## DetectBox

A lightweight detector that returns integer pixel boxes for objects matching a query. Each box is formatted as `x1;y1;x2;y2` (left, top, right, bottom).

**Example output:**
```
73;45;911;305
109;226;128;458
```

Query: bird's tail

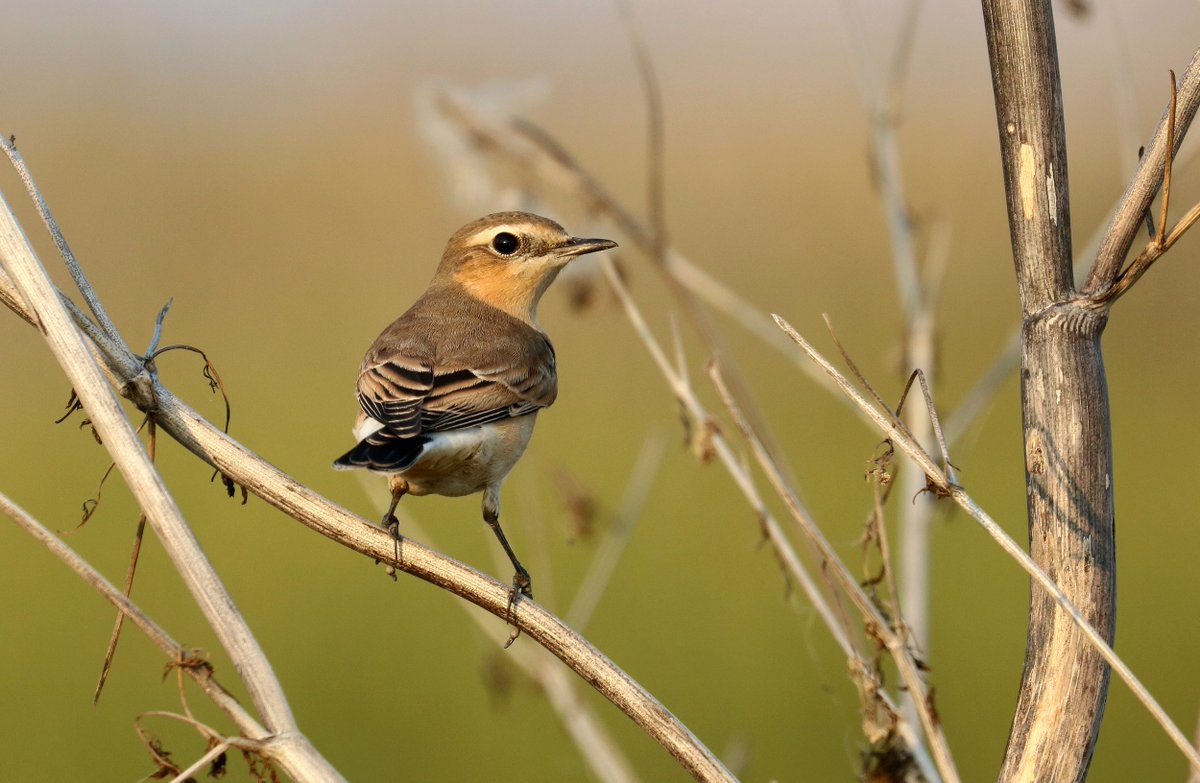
332;431;429;473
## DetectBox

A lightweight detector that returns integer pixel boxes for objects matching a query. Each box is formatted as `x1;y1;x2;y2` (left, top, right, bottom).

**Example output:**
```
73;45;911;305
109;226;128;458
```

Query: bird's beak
557;237;618;258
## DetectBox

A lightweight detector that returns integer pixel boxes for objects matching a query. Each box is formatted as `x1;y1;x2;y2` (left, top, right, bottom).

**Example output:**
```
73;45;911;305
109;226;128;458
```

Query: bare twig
0;491;264;739
1085;47;1200;295
168;740;232;783
0;188;345;783
0;190;730;783
146;298;173;357
1;136;125;343
706;363;957;783
599;257;942;781
772;313;1200;774
94;419;155;705
1158;71;1178;248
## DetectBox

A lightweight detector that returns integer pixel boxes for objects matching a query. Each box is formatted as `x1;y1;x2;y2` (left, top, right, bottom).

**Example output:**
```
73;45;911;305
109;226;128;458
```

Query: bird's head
437;212;617;326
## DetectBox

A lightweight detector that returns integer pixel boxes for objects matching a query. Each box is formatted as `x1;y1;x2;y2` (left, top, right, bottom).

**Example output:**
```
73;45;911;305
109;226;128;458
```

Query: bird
333;211;617;604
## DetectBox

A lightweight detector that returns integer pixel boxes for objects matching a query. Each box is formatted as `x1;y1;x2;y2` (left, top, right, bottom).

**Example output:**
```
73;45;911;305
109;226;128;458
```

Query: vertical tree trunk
980;2;1116;780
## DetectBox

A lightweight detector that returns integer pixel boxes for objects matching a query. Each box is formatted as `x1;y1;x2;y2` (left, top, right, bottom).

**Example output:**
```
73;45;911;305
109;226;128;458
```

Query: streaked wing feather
357;332;557;436
357;359;434;437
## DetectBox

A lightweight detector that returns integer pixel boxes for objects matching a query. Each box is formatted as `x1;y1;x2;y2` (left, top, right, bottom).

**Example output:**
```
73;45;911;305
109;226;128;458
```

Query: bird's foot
502;571;533;649
380;514;401;582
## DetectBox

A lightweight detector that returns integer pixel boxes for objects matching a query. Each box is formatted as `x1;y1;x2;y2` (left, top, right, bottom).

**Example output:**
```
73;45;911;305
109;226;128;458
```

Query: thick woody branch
982;2;1117;780
982;0;1074;314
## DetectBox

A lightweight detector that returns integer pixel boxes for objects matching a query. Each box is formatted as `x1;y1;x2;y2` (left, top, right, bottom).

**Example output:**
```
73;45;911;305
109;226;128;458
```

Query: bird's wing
356;356;434;438
357;334;557;436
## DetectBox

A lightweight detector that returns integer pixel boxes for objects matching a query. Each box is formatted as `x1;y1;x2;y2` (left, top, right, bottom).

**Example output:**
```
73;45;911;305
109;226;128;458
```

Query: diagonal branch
1084;47;1200;295
598;257;945;781
0;490;263;740
772;313;1200;776
0;189;345;783
1;137;126;343
0;185;732;783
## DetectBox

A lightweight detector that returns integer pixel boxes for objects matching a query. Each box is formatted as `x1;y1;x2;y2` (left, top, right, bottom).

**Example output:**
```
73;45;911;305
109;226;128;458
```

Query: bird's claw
502;571;533;649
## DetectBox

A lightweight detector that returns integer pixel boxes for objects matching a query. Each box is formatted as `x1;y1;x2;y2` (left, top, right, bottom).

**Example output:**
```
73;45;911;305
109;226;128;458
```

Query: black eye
491;232;520;255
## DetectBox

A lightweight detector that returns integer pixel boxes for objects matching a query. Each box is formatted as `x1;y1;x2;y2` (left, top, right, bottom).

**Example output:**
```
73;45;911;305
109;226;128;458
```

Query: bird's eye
491;232;520;256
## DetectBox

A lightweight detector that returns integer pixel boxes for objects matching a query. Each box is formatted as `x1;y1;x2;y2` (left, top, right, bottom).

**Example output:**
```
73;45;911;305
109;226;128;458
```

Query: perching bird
333;212;617;601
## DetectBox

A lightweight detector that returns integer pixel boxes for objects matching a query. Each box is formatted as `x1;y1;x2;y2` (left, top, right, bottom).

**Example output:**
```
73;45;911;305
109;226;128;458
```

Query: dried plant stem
2;138;124;343
707;364;957;783
772;313;1200;774
1085;47;1200;295
0;188;729;783
0;192;344;782
168;741;232;783
0;491;264;737
598;257;942;781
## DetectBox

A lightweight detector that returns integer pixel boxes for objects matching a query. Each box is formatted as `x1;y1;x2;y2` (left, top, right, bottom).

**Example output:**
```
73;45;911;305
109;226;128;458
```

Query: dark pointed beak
557;237;618;258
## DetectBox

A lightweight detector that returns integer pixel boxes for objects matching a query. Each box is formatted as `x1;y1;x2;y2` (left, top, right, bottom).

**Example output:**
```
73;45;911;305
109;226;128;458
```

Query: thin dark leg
382;478;408;580
484;505;532;599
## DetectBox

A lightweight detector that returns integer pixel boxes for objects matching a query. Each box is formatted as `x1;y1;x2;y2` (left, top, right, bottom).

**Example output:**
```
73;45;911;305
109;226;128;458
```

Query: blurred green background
2;0;1200;780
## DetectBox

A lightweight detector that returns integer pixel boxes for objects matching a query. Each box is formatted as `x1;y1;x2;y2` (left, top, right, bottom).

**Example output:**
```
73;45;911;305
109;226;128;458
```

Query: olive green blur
2;1;1199;780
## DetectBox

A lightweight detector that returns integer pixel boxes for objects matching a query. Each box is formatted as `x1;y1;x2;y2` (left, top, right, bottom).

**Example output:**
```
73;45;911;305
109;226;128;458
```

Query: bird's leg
482;488;531;644
382;476;409;580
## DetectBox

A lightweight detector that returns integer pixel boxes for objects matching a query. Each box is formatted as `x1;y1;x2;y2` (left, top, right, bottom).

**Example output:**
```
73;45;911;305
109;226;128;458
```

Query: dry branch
771;314;1200;776
0;166;732;783
1084;48;1200;296
981;3;1115;778
599;258;947;782
0;187;344;783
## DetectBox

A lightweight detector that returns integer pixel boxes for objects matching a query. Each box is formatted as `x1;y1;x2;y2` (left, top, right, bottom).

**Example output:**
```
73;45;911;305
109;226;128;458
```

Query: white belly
394;415;538;498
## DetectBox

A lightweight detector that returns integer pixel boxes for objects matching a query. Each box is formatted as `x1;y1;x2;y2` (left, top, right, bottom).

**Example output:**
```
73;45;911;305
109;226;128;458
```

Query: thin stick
0;188;344;782
707;363;958;783
147;298;173;357
94;419;155;704
167;741;232;783
598;257;940;780
771;313;1200;773
0;136;124;343
1085;47;1200;294
0;491;264;739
